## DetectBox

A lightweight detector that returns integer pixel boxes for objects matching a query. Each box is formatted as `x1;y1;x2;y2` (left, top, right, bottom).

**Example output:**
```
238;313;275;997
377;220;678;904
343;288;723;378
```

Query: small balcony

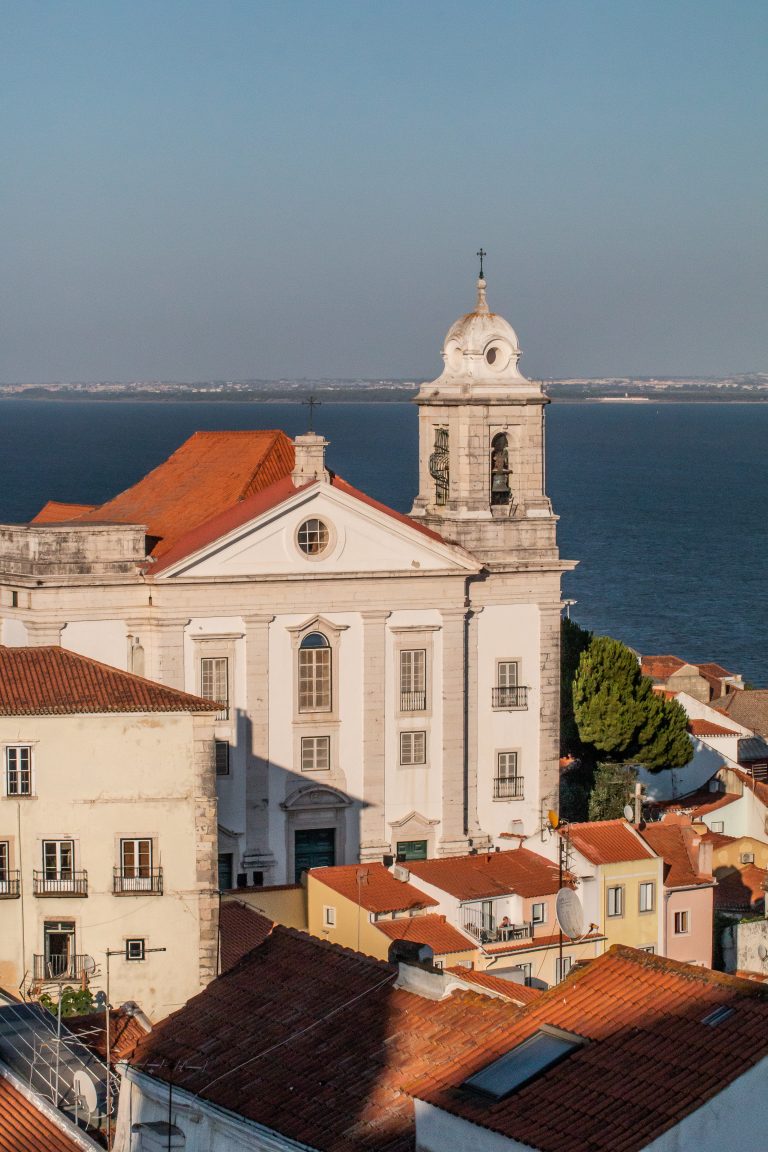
400;690;427;712
113;867;163;896
0;871;21;899
494;776;525;800
32;953;91;982
33;870;88;898
462;904;534;945
492;686;529;710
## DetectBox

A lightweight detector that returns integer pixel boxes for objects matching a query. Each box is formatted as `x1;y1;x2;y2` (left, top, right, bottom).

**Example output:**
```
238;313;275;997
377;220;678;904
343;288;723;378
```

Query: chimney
292;432;330;487
696;836;713;879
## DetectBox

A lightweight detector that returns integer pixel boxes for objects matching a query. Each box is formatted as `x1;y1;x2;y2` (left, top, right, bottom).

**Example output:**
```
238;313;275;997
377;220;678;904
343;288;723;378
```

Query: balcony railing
400;690;427;712
33;870;88;897
494;776;525;800
492;686;529;710
0;871;21;899
113;867;163;895
462;904;534;945
33;953;90;982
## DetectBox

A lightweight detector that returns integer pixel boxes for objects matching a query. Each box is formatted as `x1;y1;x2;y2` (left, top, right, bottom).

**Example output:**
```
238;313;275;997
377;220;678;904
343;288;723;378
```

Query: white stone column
359;610;391;863
465;605;485;840
241;614;276;877
438;608;471;855
150;618;189;690
25;620;63;646
538;601;562;816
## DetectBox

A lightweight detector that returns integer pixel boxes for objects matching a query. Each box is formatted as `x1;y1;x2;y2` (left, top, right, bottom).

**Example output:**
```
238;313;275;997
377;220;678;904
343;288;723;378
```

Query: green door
294;828;335;882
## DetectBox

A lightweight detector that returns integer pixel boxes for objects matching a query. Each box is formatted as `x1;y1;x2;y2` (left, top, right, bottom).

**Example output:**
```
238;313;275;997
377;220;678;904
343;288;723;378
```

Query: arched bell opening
490;432;511;506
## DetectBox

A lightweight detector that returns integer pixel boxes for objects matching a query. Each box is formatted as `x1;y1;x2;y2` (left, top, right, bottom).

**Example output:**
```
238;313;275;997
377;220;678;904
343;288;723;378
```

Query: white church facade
0;275;573;885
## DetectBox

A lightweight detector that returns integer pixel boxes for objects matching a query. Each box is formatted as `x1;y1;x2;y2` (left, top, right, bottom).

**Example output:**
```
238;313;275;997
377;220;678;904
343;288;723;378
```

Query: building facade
0;275;571;885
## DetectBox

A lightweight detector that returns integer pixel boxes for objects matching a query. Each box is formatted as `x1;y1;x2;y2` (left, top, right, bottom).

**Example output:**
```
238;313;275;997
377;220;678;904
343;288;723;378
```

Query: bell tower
410;265;558;566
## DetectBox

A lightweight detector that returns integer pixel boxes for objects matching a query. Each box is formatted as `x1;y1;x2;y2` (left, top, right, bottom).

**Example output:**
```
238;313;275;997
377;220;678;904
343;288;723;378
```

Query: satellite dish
556;887;584;939
547;809;560;830
623;804;634;822
82;955;96;976
758;943;768;962
73;1070;98;1115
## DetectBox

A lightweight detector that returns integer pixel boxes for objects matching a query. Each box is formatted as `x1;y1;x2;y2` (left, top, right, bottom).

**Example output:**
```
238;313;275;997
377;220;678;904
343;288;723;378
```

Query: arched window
298;632;331;712
490;432;511;506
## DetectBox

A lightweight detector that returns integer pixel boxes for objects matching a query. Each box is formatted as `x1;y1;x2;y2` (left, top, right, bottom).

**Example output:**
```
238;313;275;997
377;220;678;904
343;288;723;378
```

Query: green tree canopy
560;618;592;756
572;636;693;772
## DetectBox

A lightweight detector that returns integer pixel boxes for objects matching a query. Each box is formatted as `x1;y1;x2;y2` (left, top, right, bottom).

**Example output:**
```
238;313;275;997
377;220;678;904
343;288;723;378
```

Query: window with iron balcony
114;838;163;895
34;840;87;897
400;649;427;712
0;841;20;899
494;751;523;799
201;656;230;721
492;661;528;710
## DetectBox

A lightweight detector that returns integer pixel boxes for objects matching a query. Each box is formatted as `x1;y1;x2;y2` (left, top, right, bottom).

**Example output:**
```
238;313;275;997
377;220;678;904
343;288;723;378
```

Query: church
0;272;573;885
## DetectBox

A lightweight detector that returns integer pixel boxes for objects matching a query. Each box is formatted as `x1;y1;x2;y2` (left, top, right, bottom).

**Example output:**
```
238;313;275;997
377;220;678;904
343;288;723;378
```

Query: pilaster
359;610;391;862
241;614;276;875
438;607;471;856
149;617;189;689
539;601;562;816
25;620;63;646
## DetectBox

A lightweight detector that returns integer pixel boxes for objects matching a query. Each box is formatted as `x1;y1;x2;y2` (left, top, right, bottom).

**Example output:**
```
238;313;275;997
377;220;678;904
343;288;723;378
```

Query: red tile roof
641;654;686;679
220;901;274;972
482;930;605;957
64;1005;150;1063
700;829;736;849
567;819;656;865
0;1074;85;1152
32;500;97;522
407;848;561;901
640;824;714;888
374;915;475;957
407;946;768;1152
689;718;739;737
33;430;296;558
0;646;217;715
129;929;768;1152
310;863;438;914
445;967;543;1004
732;766;768;808
715;864;767;913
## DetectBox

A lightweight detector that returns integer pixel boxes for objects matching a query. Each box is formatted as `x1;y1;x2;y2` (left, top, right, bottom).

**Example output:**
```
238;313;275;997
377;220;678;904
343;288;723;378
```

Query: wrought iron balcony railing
0;871;21;899
400;690;427;712
33;870;88;897
32;953;90;981
493;776;525;800
113;867;163;895
492;686;529;710
462;905;534;945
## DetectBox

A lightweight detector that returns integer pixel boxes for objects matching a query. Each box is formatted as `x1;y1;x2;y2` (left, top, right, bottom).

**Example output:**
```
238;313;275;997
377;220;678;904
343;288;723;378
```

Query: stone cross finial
476;248;486;279
303;394;321;433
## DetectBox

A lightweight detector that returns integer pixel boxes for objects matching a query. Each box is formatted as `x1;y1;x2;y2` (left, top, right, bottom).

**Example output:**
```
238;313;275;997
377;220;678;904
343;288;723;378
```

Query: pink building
641;821;715;966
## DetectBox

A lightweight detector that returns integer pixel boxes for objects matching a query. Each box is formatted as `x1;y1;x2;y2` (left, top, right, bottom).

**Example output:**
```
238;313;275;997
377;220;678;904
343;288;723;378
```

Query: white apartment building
0;273;573;885
0;645;218;1020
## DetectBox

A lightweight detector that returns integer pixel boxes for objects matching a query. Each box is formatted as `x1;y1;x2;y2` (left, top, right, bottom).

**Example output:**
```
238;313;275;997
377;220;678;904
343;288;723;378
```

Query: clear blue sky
1;0;766;381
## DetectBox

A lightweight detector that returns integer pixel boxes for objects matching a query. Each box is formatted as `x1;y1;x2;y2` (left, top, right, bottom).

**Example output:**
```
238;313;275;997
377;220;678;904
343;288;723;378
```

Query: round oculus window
486;347;498;365
297;518;330;556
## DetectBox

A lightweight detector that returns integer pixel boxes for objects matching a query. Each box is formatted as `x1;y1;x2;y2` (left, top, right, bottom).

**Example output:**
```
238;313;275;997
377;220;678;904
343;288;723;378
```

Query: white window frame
639;881;655;913
400;731;427;766
298;634;332;713
301;735;330;772
674;910;690;935
200;656;230;721
607;885;624;918
121;838;153;880
323;905;336;927
5;746;33;797
0;841;9;884
399;649;427;712
531;902;546;925
43;840;74;879
556;955;572;983
126;938;146;962
497;660;519;689
710;821;725;834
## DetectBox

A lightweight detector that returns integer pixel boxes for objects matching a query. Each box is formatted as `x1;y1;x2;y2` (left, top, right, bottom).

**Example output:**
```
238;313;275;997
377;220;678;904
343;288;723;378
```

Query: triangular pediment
155;481;478;579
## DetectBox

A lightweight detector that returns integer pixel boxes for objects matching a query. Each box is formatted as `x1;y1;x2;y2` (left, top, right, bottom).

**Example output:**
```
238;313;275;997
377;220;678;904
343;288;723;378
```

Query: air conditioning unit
392;865;410;882
741;853;755;865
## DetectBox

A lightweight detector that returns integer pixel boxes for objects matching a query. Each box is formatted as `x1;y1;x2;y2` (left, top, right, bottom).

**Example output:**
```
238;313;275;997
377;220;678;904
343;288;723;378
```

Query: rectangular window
323;905;336;927
43;840;73;880
531;902;546;925
6;746;32;796
513;962;532;986
639;881;655;913
126;939;145;962
498;661;519;689
0;841;8;882
298;647;331;712
556;956;573;983
674;911;690;935
121;838;152;877
215;740;230;776
218;852;233;892
301;736;330;772
201;657;229;720
710;821;725;834
400;650;426;711
11;591;18;608
494;752;523;799
492;662;527;709
400;731;427;766
607;886;624;918
396;840;428;862
640;945;655;954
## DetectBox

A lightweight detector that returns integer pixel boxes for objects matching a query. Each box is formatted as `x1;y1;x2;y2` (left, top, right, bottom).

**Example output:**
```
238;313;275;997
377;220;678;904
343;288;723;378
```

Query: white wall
61;619;129;669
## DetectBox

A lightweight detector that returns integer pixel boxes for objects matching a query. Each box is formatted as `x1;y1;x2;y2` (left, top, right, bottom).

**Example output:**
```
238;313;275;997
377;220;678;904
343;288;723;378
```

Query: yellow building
567;820;664;955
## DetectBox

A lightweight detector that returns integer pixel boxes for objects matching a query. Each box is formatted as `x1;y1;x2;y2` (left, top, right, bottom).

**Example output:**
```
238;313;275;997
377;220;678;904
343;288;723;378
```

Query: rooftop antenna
303;394;321;433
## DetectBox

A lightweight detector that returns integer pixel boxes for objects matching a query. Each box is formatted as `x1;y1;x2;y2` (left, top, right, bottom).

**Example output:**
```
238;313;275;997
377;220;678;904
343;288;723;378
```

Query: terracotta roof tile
688;718;739;737
713;690;768;738
715;864;767;913
445;967;543;1004
482;930;605;957
407;848;561;901
65;1005;150;1063
640;824;713;888
32;500;98;522
374;915;475;957
311;863;438;914
567;819;656;865
0;1075;85;1151
0;646;217;715
33;430;296;558
641;654;685;679
220;902;274;972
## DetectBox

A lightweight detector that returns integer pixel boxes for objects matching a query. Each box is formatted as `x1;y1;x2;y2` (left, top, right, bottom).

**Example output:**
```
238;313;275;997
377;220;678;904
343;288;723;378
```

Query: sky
1;0;766;382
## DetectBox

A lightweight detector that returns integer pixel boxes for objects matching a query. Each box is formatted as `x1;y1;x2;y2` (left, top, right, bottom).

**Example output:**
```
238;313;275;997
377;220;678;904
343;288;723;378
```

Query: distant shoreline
1;391;768;405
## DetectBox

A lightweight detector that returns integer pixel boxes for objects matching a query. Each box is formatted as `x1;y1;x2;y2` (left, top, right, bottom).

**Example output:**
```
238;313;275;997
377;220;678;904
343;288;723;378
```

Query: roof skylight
463;1025;586;1100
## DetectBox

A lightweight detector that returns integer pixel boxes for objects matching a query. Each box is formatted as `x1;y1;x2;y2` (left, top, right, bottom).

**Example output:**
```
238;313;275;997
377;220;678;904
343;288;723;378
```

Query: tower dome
440;276;526;385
